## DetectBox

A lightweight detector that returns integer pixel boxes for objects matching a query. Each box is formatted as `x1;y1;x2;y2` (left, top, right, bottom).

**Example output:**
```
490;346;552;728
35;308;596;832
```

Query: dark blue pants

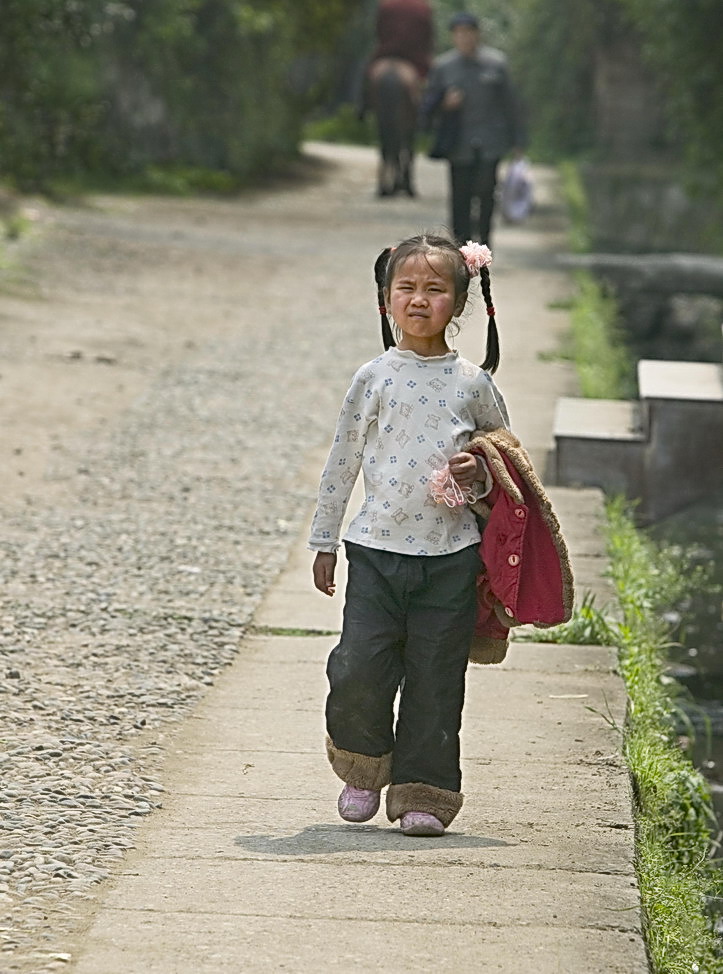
326;542;481;793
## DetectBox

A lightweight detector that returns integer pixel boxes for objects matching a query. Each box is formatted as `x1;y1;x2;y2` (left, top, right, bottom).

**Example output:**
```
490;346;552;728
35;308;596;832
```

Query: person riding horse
363;0;434;197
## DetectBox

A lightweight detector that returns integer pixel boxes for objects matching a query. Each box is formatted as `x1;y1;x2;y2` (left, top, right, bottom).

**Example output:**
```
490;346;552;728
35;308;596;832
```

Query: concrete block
554;360;723;520
638;359;723;402
554;397;645;440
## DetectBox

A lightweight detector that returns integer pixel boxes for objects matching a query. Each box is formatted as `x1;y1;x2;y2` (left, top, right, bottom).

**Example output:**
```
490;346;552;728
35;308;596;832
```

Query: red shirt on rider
372;0;434;78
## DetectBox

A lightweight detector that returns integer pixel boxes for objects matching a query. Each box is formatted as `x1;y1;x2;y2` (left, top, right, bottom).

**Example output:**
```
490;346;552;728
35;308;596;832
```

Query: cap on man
448;11;479;30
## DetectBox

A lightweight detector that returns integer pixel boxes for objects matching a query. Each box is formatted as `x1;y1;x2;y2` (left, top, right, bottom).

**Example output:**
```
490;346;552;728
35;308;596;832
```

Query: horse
367;57;421;198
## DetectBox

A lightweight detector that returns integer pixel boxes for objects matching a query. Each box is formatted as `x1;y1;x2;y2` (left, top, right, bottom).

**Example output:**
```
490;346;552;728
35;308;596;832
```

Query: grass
44;164;243;199
304;104;376;146
559;160;592;253
0;187;35;249
537;499;723;971
519;591;615;646
569;272;637;399
545;270;638;400
554;159;637;400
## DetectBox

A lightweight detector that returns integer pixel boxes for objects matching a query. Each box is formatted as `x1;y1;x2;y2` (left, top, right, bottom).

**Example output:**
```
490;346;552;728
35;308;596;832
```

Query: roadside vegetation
510;0;723;210
527;499;723;971
304;105;375;147
0;0;366;193
566;271;636;400
541;277;636;402
547;135;723;968
3;1;721;205
607;500;723;972
542;160;635;401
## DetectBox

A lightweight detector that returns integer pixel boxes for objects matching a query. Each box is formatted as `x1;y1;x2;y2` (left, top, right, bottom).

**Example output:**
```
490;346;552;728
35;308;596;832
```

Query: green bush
304;105;376;146
0;0;363;189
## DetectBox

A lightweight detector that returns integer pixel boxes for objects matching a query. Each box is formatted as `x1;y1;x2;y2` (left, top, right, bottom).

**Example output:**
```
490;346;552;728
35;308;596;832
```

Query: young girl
309;232;509;837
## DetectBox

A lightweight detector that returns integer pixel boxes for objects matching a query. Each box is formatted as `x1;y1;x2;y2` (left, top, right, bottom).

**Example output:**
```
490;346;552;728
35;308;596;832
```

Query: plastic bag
500;157;534;223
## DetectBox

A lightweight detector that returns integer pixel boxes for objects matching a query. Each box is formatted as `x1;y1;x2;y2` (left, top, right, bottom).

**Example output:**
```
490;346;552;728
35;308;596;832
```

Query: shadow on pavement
234;823;511;856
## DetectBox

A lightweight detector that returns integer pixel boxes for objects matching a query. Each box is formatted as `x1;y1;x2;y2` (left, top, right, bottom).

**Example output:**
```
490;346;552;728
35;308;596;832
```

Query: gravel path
0;144;575;971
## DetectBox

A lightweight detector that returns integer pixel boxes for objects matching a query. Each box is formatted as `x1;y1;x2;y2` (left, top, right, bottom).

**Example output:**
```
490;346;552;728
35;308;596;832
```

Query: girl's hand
313;552;337;597
448;452;481;488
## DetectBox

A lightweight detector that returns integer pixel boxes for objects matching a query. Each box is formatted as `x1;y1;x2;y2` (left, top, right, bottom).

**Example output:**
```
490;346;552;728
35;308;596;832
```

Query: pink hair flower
459;241;493;277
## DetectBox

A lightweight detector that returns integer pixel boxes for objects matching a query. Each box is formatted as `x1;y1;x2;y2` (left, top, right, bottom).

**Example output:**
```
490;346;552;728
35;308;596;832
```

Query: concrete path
67;146;648;972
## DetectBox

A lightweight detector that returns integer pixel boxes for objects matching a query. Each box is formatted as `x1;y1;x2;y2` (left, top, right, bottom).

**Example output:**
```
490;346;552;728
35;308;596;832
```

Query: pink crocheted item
429;465;477;508
459;241;493;277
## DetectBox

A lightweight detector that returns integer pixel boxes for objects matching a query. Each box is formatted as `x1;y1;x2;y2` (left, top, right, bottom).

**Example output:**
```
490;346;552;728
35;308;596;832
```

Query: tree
615;0;723;188
0;0;364;187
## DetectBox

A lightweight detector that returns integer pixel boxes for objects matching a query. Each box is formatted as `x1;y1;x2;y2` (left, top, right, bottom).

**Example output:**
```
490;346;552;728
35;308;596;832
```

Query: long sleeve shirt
309;348;510;556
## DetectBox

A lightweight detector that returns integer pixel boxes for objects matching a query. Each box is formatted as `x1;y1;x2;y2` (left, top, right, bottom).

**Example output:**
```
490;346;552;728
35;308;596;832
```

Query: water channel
649;489;723;819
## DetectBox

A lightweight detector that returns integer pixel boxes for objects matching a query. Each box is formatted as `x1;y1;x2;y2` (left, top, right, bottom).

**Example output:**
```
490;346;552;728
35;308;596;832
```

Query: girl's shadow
234;823;511;857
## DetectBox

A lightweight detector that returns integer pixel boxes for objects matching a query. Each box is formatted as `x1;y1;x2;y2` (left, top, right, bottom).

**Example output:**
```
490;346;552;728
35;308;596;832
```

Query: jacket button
514;508;525;519
504;606;514;617
508;553;520;566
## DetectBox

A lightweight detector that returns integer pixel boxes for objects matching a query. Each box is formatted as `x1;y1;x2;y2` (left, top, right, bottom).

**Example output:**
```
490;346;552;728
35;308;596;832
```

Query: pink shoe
400;811;445;836
338;784;380;823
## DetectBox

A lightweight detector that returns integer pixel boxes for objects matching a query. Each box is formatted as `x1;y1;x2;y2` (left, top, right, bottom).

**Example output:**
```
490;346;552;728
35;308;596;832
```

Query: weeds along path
0;145;577;970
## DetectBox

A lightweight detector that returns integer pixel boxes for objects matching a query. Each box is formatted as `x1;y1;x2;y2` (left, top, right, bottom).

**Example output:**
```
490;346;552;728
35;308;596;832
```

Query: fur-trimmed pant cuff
325;736;392;790
386;782;464;828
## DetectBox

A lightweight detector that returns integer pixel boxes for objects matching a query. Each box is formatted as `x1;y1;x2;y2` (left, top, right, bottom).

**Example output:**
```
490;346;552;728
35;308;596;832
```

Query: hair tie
379;305;387;315
459;241;493;277
486;306;495;317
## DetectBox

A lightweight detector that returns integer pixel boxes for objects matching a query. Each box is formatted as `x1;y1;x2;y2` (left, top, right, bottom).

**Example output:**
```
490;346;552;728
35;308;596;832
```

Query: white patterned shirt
309;348;510;556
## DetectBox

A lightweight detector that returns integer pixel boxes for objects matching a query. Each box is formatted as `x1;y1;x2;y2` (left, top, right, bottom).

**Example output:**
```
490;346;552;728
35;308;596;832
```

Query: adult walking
364;0;434;197
422;11;526;246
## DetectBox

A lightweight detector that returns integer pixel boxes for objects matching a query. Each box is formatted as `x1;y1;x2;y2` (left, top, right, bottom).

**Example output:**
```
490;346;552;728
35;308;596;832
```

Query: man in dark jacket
422;11;526;246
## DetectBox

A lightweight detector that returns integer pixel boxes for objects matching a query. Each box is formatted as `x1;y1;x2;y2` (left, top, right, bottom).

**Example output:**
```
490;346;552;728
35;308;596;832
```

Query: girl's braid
479;266;500;374
374;248;395;350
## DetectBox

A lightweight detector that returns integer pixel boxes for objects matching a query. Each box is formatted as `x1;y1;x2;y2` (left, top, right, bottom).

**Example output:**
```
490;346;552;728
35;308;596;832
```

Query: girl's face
385;253;467;356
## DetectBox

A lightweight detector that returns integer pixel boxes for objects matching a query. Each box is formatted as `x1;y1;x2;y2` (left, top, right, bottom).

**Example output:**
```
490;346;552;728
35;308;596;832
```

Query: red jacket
468;428;574;663
373;0;434;78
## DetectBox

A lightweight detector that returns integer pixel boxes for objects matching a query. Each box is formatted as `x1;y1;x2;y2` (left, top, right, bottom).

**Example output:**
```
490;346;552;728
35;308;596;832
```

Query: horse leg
398;65;420;197
378;140;397;197
400;148;415;197
370;59;407;197
396;101;417;197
